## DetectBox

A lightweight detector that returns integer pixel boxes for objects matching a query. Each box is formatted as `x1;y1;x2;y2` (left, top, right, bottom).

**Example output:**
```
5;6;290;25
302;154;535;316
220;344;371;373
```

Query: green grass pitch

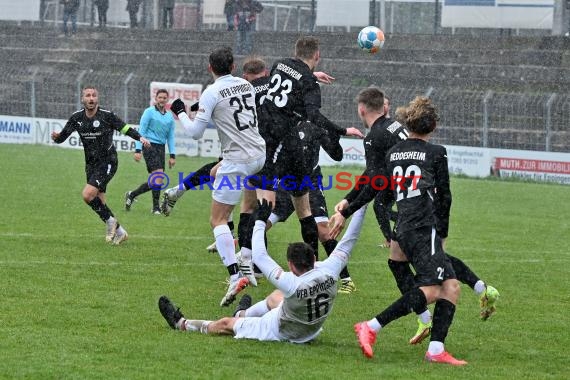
1;144;568;379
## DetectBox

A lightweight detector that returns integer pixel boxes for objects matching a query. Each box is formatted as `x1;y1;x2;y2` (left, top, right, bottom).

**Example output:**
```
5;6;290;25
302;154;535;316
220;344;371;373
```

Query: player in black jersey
332;88;498;344
354;96;467;366
253;37;362;261
51;86;150;244
265;123;358;293
233;55;348;282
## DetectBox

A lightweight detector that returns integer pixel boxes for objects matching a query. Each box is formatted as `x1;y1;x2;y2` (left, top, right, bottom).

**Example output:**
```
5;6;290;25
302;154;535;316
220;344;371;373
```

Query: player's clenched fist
170;98;186;116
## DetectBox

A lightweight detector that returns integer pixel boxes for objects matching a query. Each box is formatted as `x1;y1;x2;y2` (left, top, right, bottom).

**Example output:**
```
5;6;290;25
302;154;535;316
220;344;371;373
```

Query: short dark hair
156;89;168;97
209;47;234;76
287;242;315;272
295;36;319;60
242;56;266;75
81;85;97;93
400;96;439;135
356;86;384;112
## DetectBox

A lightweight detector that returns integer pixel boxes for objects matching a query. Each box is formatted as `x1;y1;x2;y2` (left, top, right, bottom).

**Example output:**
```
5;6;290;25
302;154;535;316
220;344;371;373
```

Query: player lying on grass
158;199;366;343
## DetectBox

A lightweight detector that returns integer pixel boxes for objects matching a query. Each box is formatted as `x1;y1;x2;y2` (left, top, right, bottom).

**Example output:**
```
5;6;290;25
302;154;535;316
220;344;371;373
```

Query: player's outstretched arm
322;205;368;276
252;199;297;295
170;98;208;140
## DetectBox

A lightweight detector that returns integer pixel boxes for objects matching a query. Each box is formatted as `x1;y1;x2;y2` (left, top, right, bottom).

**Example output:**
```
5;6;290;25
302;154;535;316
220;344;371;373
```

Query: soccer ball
357;26;385;54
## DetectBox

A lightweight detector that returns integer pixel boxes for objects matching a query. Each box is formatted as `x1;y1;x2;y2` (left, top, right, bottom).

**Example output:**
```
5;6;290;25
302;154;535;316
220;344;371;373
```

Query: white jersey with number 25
196;74;266;163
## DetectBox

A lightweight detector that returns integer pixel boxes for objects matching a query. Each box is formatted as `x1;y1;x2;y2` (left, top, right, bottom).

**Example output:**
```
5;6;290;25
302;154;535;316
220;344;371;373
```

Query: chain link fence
2;63;566;153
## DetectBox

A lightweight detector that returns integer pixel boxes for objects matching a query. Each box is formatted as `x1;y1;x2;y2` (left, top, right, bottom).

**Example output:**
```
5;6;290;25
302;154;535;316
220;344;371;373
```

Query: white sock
213;225;237;268
179;319;212;334
115;226;126;236
428;341;444;355
367;318;382;332
474;280;486;296
418;309;432;324
240;247;252;261
244;300;270;317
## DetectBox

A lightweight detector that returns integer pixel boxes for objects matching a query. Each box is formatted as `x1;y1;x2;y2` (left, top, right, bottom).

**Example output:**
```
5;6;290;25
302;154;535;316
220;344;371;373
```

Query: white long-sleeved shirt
178;74;265;163
252;205;367;343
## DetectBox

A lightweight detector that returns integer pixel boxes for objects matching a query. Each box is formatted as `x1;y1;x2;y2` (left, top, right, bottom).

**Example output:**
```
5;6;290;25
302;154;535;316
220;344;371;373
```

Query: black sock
447;254;480;289
238;212;253;250
431;299;456;344
375;288;427;327
184;161;217;189
322;239;350;278
388;259;416;294
299;216;319;259
228;220;235;235
227;263;240;276
131;182;151;198
152;190;160;210
88;198;111;222
103;204;114;218
387;259;426;314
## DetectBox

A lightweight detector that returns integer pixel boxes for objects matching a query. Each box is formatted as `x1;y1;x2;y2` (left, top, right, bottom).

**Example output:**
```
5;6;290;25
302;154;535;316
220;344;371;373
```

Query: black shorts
396;226;456;287
272;167;329;222
86;157;118;193
143;143;166;173
253;132;312;196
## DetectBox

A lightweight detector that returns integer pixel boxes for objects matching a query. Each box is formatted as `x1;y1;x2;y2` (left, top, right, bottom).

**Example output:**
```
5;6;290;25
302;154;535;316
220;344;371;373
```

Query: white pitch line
0;232;210;241
0;258;567;268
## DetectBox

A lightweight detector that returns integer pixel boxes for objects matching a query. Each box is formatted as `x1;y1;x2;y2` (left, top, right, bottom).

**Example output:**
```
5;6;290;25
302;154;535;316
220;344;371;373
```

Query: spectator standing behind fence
94;0;108;29
126;0;142;28
234;0;263;55
160;0;175;29
224;0;236;31
61;0;80;36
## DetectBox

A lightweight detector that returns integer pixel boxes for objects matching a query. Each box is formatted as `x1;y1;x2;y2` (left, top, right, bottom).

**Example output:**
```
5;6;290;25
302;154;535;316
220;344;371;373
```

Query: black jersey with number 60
386;138;452;238
262;58;344;140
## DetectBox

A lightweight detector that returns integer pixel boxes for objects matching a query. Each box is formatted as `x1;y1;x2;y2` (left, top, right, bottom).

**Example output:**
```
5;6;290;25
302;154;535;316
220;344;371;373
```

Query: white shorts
233;307;283;342
232;303;322;343
212;156;265;205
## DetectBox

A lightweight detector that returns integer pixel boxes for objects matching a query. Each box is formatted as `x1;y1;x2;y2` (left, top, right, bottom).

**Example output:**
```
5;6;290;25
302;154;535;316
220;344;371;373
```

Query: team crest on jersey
299;131;305;140
93;120;101;128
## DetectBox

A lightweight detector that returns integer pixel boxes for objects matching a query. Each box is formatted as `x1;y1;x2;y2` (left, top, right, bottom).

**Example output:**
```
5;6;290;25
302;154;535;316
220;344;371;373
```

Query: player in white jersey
158;199;366;343
168;47;266;307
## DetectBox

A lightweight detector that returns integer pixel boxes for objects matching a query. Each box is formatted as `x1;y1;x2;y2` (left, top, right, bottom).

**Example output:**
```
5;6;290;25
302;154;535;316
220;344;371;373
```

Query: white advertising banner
316;0;370;28
442;0;554;29
0;0;41;21
149;82;202;109
319;137;570;185
199;128;223;158
3;114;570;185
149;82;203;157
0;116;35;144
319;137;366;167
490;149;570;185
445;144;491;177
202;0;226;25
